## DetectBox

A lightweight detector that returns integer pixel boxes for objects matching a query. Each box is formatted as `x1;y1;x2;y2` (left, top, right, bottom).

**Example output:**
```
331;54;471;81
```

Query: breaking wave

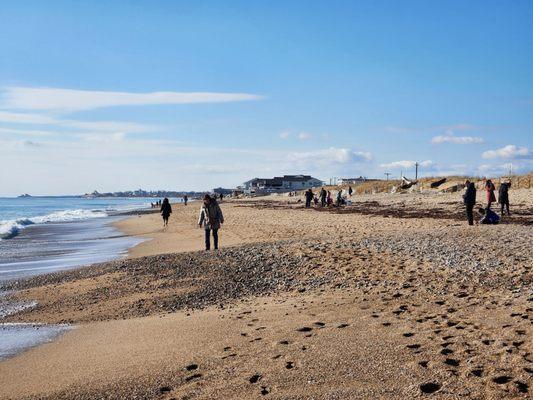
0;209;108;240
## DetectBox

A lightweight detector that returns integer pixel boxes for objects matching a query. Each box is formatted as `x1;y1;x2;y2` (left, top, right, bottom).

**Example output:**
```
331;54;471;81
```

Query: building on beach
337;176;375;185
243;175;323;195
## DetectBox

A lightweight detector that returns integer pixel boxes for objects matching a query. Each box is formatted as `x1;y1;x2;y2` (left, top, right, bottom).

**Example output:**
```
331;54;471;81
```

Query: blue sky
0;0;532;195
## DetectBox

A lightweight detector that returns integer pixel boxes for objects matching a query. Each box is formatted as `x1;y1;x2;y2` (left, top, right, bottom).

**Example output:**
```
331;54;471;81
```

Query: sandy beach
1;190;531;399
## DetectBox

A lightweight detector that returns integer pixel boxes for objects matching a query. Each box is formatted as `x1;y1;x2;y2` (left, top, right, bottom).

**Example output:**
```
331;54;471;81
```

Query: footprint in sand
418;361;429;368
185;364;198;371
337;323;349;328
296;327;313;332
249;374;262;384
260;386;270;395
443;358;460;367
419;382;441;394
285;361;294;369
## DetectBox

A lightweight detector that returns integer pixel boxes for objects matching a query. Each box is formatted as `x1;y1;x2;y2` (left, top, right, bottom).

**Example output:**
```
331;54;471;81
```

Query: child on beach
160;197;172;227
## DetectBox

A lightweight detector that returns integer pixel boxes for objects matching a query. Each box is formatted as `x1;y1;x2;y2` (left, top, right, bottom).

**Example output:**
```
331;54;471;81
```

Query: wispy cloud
290;147;372;165
386;123;482;135
431;131;484;145
1;86;264;111
298;132;312;140
482;144;532;160
279;131;291;139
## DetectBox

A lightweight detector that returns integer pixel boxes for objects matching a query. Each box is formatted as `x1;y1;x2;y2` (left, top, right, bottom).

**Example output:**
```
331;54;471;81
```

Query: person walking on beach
198;194;224;250
463;180;476;226
305;188;314;208
348;186;353;196
485;179;496;209
327;190;333;207
319;188;327;207
336;190;343;206
160;197;172;227
498;181;511;216
183;194;188;206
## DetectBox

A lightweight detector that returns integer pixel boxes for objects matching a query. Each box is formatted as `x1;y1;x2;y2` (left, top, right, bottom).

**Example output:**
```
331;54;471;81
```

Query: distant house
243;175;323;194
212;187;233;195
338;176;374;185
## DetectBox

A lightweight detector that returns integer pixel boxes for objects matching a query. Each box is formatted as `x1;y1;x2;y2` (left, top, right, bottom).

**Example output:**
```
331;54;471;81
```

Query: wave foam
0;209;108;240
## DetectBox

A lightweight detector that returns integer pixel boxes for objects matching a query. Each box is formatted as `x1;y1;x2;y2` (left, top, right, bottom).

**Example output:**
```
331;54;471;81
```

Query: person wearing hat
198;194;224;250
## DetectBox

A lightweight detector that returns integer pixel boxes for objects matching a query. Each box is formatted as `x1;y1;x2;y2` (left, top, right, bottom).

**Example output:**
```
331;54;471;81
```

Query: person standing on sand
304;188;314;208
198;194;224;250
183;194;188;206
463;180;476;226
348;186;353;196
160;197;172;227
485;179;496;209
319;188;327;207
498;181;511;216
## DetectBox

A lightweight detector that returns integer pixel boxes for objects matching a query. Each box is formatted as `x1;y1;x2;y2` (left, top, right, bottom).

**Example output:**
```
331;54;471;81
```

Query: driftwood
400;176;417;190
430;177;447;188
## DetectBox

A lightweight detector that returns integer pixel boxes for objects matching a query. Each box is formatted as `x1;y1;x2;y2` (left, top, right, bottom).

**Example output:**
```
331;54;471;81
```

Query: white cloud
431;131;484;144
298;132;312;140
1;86;264;111
290;147;372;165
0;111;57;124
482;145;531;160
279;131;291;139
379;160;434;169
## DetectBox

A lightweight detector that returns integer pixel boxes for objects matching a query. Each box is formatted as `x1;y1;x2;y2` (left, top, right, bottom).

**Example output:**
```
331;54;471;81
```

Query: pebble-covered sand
0;189;531;399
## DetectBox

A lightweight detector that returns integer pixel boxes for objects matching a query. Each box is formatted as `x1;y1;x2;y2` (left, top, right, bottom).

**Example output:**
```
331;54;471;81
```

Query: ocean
0;196;175;360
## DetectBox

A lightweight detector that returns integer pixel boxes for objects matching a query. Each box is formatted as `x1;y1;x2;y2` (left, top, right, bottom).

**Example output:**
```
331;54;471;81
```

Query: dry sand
1;190;531;399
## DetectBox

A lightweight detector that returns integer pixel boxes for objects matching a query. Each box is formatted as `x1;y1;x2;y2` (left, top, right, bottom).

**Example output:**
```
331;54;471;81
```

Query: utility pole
415;162;419;180
384;172;391;181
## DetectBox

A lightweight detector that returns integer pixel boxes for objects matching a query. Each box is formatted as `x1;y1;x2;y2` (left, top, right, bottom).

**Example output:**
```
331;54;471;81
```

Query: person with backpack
463;180;476;226
198;194;224;250
160;197;172;227
498;181;511;216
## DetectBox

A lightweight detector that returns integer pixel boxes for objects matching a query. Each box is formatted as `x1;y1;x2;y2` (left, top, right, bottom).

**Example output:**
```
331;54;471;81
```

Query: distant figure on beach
336;190;343;206
498;181;511;215
327;191;333;207
183;194;188;206
319;188;327;207
160;197;172;227
463;180;476;226
198;194;224;250
485;179;496;209
478;207;500;225
348;186;353;196
219;193;224;201
304;189;314;208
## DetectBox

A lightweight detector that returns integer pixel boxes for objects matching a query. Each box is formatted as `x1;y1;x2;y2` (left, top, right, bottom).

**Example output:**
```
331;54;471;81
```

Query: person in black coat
498;181;511;215
304;189;314;208
463;180;476;225
160;197;172;227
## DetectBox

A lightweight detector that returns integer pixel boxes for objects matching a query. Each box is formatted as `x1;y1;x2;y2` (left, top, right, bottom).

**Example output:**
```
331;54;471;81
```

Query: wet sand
0;190;531;399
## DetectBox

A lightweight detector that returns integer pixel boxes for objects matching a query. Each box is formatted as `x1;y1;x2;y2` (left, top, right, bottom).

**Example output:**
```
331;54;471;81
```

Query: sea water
0;196;173;360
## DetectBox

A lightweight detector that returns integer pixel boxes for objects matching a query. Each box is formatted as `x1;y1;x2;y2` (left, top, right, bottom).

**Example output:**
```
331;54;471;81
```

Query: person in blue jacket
478;207;500;225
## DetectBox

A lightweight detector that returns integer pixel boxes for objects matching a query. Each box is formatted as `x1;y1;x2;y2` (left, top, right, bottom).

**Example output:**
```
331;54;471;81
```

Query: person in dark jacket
498;181;511;215
478;207;500;224
463;180;476;225
348;186;353;196
160;197;172;227
304;189;314;208
198;194;224;250
485;179;496;209
319;188;327;207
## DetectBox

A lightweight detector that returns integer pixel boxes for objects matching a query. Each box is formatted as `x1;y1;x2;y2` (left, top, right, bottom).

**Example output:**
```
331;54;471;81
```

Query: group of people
463;179;511;225
150;199;162;208
304;186;353;208
159;193;224;250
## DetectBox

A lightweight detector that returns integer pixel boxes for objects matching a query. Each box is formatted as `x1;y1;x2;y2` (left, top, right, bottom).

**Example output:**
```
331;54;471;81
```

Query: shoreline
0;191;531;399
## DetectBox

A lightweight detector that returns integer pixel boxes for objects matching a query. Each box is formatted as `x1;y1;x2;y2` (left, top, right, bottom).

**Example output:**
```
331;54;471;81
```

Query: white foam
0;209;108;240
